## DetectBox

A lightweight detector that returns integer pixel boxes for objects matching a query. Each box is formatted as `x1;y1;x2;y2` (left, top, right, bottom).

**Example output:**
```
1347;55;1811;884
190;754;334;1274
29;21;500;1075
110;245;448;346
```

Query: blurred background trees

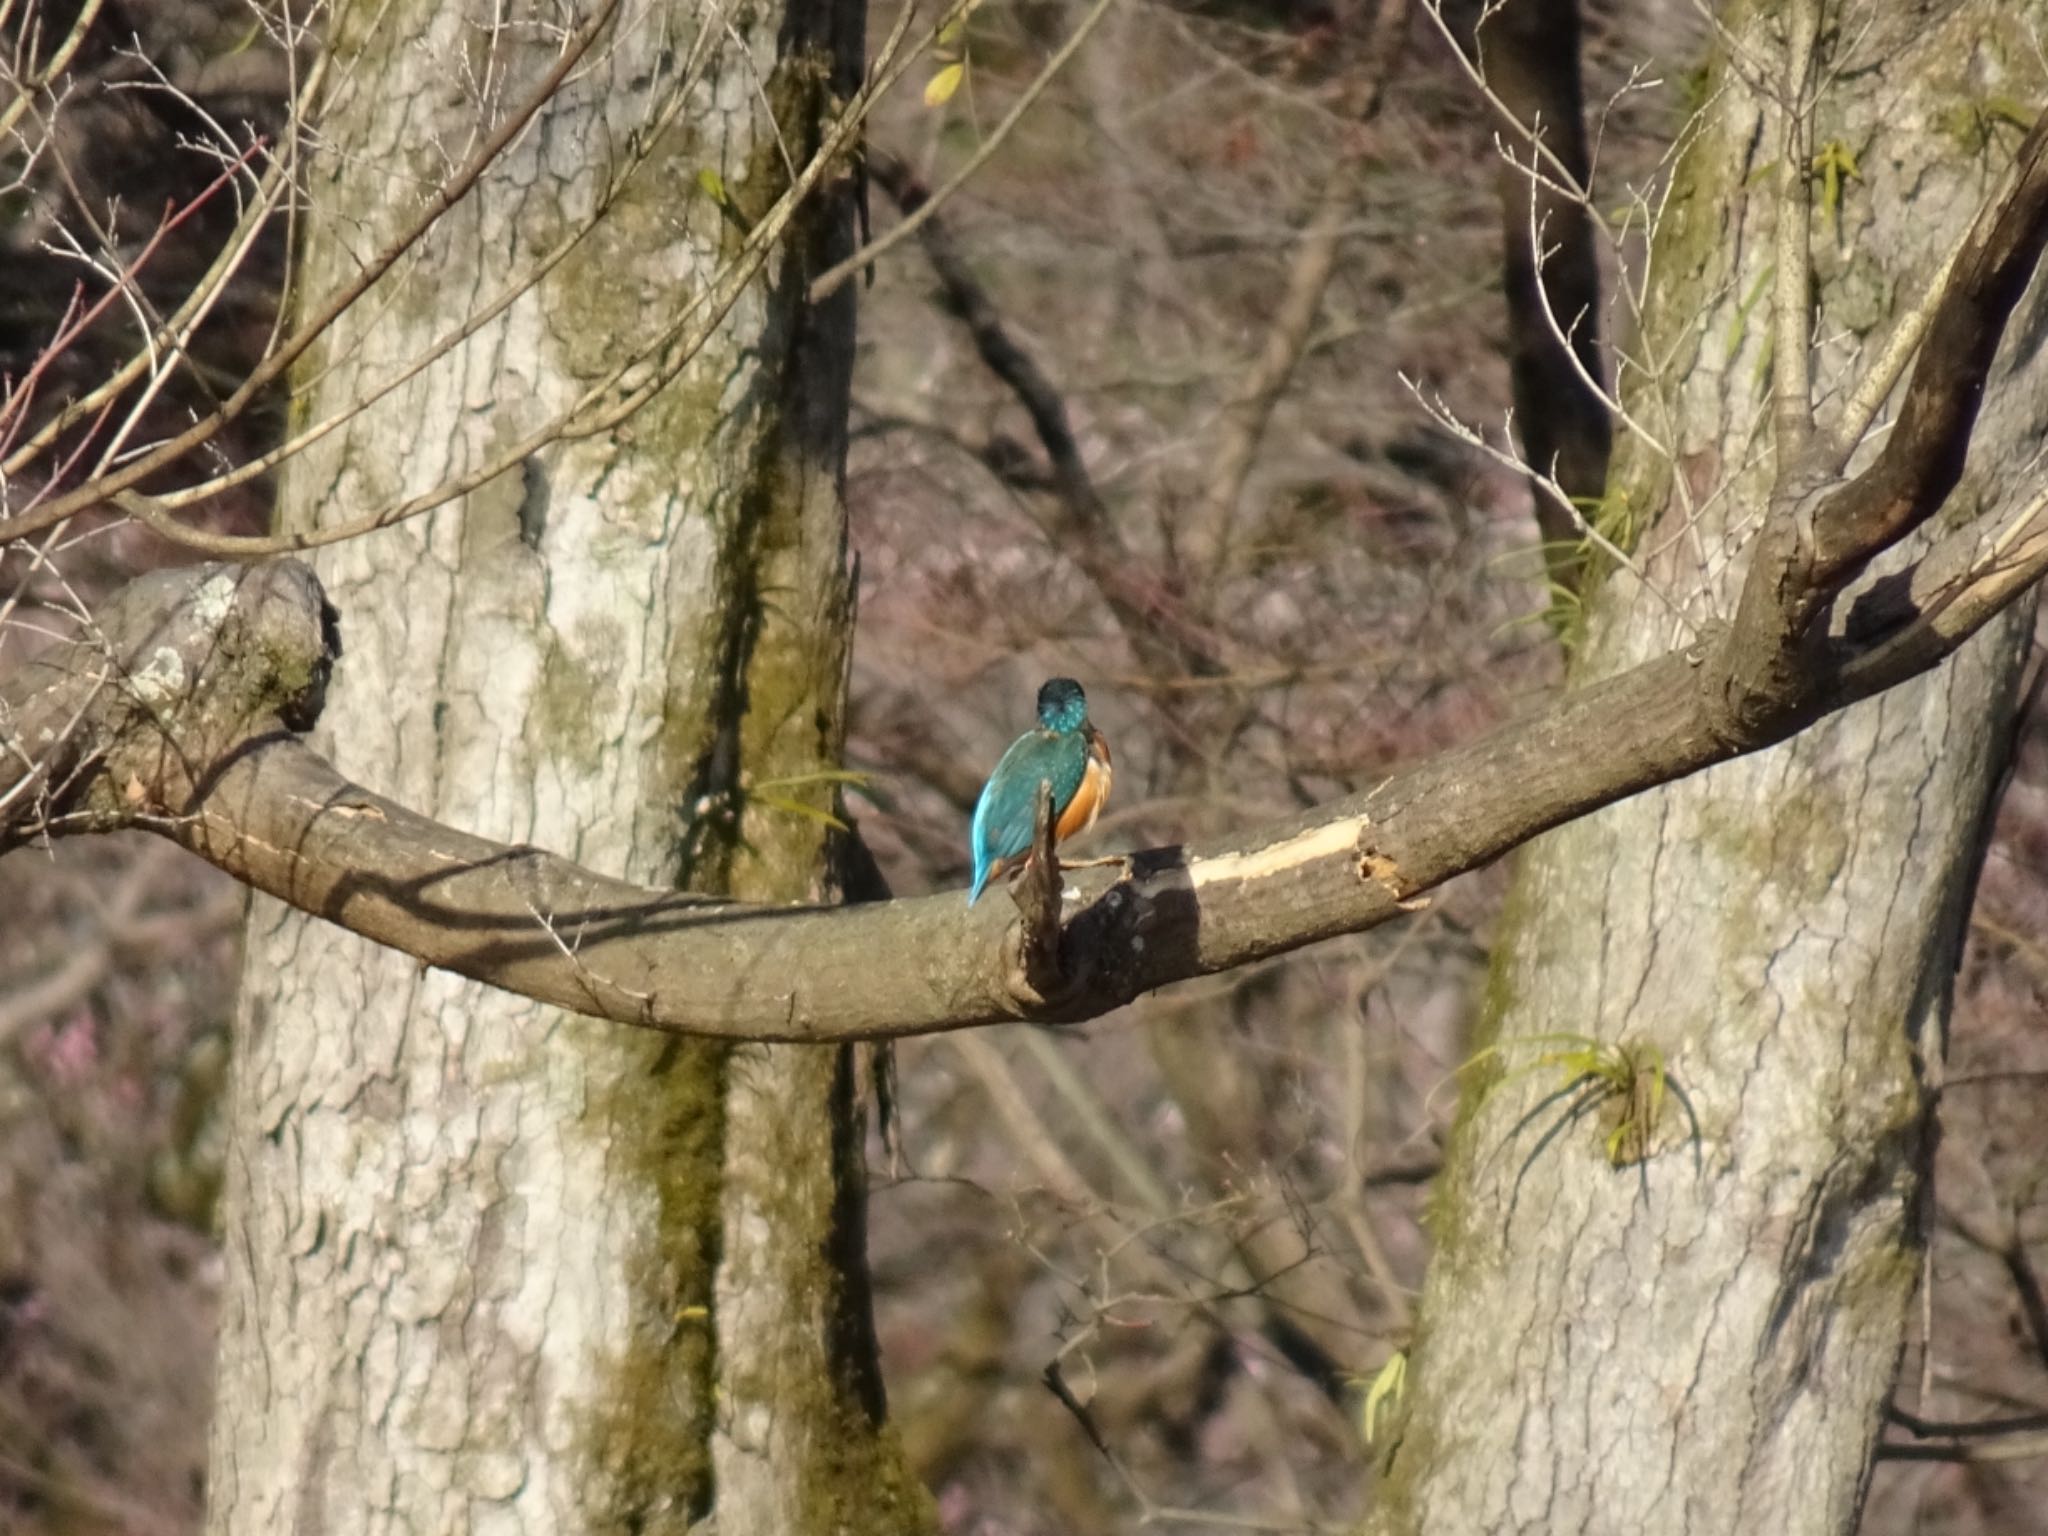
3;0;2048;1533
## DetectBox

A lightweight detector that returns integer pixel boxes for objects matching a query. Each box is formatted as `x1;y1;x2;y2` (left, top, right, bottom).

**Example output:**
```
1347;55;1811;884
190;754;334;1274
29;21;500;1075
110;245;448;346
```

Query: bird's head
1036;676;1088;733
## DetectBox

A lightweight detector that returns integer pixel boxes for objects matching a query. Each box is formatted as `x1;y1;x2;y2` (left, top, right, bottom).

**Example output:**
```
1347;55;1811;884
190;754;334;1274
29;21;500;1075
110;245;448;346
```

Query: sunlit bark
1376;6;2048;1532
205;2;928;1532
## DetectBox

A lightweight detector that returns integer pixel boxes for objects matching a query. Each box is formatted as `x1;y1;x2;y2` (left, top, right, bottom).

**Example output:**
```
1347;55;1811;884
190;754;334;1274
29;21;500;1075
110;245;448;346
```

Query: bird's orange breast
1054;732;1113;844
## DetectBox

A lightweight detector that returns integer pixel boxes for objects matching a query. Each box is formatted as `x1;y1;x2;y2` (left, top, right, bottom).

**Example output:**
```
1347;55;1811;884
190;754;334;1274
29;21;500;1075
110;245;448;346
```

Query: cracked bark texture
1375;6;2048;1534
207;2;931;1534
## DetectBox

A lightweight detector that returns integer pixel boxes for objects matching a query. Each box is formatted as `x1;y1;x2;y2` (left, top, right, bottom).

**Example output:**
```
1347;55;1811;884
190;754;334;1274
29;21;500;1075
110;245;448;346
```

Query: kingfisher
968;677;1114;905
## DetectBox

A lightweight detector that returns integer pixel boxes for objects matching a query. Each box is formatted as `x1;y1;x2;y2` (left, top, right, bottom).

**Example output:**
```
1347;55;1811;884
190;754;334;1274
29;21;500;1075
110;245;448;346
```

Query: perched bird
968;677;1114;905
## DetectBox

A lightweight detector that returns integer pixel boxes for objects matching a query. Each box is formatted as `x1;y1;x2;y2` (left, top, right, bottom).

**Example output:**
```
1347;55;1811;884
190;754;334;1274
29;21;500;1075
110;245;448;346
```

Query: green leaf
1362;1351;1408;1444
1723;264;1773;362
696;167;729;206
749;791;850;832
1984;97;2035;132
936;0;982;48
752;768;873;791
924;62;966;108
1810;141;1862;235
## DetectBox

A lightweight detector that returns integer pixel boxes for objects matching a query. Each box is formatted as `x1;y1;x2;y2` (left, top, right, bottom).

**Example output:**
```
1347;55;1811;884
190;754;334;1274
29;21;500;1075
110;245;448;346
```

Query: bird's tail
968;858;991;905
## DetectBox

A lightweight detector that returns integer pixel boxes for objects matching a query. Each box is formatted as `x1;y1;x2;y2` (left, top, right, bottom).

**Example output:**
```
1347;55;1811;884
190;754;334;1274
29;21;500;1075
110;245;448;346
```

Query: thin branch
41;0;741;508
1439;0;1615;597
1882;1403;2048;1463
1825;239;1962;471
0;86;311;479
866;148;1229;673
868;149;1107;528
0;175;212;449
96;0;937;558
36;138;277;484
1720;105;2048;721
1803;108;2048;589
1875;1433;2048;1463
1771;0;1819;467
0;0;103;143
1937;1198;2048;1376
807;0;1125;303
0;0;623;545
1888;1404;2048;1440
1828;483;2048;699
1401;375;1690;631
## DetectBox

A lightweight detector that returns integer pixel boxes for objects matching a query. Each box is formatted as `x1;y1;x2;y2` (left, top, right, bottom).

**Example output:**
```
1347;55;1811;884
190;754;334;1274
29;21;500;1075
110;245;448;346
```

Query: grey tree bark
1376;5;2048;1533
206;3;930;1533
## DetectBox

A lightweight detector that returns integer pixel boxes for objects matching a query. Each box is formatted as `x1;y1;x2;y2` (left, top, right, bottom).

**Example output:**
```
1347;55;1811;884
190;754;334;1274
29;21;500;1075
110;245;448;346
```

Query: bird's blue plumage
968;678;1098;904
970;732;1090;902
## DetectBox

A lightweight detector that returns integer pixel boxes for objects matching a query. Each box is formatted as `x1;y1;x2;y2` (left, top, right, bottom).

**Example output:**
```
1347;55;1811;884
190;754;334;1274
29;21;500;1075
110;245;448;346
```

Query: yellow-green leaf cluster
1361;1350;1408;1445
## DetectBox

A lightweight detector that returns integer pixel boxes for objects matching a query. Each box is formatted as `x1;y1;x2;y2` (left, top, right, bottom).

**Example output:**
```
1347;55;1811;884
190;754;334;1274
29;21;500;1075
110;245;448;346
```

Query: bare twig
1939;1198;2048;1376
1437;0;1614;595
1888;1404;2048;1440
868;150;1107;528
1770;0;1820;466
1875;1432;2048;1463
1882;1402;2048;1463
1400;374;1691;631
808;0;1125;303
0;0;624;546
0;80;312;480
866;149;1229;673
92;0;943;558
0;0;103;143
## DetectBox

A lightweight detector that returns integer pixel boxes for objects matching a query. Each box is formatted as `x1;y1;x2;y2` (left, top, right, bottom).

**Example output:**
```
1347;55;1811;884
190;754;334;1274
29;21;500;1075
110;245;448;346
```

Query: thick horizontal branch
4;538;2038;1043
14;114;2048;1038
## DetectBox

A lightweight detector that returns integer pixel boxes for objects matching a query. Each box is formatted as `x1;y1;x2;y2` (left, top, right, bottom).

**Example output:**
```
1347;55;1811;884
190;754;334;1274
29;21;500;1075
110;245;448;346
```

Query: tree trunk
207;3;930;1532
1375;5;2048;1533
